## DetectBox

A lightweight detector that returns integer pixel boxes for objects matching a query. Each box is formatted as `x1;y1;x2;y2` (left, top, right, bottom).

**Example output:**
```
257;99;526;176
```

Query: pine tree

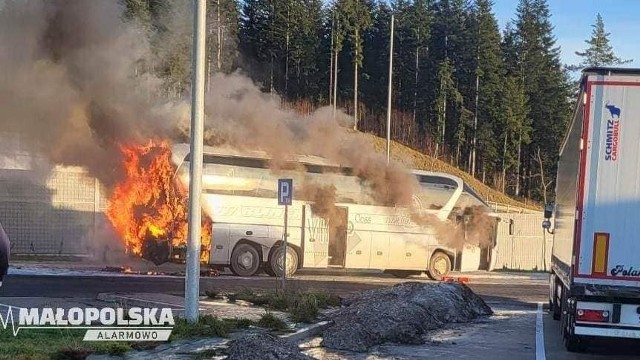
361;2;392;114
471;0;503;180
512;0;571;199
498;76;530;193
346;0;373;129
207;0;240;82
573;13;632;68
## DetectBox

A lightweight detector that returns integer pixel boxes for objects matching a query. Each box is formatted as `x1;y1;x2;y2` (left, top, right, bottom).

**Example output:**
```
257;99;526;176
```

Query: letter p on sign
278;179;293;206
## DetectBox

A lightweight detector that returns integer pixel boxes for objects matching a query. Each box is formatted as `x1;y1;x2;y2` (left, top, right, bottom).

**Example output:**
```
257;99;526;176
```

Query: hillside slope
365;134;540;211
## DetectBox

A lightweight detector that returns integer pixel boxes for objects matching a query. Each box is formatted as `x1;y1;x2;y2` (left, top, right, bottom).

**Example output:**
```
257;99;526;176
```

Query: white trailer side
546;67;640;352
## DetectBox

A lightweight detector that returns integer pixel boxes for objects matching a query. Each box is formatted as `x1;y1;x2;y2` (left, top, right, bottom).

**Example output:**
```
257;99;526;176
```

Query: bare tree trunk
333;48;339;119
270;56;274;95
217;0;222;72
353;27;359;130
285;6;290;97
471;59;479;177
501;131;508;193
534;148;550;204
413;46;419;125
441;92;446;155
515;132;522;196
329;15;334;106
269;1;275;95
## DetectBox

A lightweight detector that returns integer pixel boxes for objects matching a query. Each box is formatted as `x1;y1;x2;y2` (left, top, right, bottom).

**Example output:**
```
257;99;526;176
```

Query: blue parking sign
278;179;293;206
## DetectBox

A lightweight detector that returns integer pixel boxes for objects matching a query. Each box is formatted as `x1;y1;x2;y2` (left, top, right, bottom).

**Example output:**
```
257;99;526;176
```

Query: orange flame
106;140;211;263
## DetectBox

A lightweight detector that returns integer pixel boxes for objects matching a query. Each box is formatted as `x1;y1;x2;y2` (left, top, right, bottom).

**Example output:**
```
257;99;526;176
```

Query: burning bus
107;141;496;280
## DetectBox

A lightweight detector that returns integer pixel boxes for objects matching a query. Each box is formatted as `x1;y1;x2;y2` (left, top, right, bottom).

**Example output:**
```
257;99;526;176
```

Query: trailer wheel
552;282;562;321
561;290;587;352
230;243;261;277
269;245;298;277
427;251;452;281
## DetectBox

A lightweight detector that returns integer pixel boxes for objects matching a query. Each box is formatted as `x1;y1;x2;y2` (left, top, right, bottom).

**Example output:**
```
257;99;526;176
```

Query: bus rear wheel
230;243;261;277
427;251;452;281
269;245;298;277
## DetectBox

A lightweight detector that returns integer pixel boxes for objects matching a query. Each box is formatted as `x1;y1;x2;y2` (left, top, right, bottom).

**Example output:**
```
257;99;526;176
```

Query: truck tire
552;283;562;321
550;276;561;321
561;290;587;352
269;245;298;277
230;243;261;277
427;251;452;281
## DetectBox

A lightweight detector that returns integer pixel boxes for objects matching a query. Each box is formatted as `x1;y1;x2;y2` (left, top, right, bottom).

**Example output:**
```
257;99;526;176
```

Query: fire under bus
144;143;495;280
543;67;640;351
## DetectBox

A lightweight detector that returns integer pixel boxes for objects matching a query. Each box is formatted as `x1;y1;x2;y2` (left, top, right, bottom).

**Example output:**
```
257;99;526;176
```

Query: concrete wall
0;166;109;255
490;212;551;272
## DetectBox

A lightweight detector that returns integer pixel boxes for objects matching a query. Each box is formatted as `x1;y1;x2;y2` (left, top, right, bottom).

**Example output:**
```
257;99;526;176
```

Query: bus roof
170;143;342;168
170;142;489;208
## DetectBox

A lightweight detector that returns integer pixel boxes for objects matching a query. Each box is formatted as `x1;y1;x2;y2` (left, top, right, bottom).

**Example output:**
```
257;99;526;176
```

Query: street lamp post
185;0;207;324
386;14;394;164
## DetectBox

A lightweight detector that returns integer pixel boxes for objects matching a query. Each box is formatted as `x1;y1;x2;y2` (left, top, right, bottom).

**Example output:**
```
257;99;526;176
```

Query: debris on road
226;332;313;360
99;265;220;277
321;281;492;352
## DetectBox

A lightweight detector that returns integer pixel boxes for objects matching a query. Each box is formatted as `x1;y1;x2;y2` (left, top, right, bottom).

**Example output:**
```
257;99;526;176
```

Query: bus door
328;207;348;267
302;205;348;268
302;205;330;268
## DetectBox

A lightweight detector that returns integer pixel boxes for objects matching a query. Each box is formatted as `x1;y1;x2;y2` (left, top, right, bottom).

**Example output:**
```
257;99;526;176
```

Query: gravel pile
226;332;312;360
321;281;492;352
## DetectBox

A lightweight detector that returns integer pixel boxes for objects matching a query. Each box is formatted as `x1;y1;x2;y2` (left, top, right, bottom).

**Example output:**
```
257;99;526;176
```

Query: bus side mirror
544;203;554;219
542;203;554;234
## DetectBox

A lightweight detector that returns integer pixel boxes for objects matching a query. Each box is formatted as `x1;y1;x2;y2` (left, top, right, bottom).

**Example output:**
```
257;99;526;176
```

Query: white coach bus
167;143;493;279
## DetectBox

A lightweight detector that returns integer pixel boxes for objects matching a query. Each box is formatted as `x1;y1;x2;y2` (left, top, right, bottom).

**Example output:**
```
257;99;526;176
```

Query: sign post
278;179;293;289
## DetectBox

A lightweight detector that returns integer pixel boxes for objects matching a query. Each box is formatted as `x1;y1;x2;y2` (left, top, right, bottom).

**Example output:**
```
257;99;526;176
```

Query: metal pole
185;0;207;324
386;14;394;164
282;204;288;289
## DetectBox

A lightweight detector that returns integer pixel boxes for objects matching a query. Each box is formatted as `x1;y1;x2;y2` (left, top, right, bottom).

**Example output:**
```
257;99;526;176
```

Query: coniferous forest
121;0;628;204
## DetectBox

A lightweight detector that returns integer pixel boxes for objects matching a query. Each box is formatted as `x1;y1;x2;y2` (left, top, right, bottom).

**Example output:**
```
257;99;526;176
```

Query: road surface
1;271;639;359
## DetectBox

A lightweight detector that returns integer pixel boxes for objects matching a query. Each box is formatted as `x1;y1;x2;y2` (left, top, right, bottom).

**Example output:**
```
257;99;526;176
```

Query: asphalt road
2;272;639;359
0;272;546;308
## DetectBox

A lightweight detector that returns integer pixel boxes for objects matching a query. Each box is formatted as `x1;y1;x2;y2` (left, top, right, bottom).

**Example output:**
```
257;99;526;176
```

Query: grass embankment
2;289;338;360
366;133;541;211
0;329;132;360
209;287;341;323
0;317;264;360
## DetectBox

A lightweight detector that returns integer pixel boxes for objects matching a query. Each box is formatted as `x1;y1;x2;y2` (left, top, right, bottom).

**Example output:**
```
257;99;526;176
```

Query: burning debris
100;265;220;277
105;140;212;265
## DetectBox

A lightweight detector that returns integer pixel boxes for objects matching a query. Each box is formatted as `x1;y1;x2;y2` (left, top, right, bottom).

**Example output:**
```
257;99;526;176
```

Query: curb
96;293;187;310
97;293;332;342
281;320;333;343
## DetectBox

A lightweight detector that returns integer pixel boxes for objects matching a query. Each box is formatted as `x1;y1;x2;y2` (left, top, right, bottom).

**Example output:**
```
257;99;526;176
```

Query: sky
492;0;640;68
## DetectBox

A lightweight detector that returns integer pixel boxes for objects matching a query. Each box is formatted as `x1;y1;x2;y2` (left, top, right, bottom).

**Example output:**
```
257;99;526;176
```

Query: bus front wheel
269;245;298;277
427;251;452;281
230;243;261;277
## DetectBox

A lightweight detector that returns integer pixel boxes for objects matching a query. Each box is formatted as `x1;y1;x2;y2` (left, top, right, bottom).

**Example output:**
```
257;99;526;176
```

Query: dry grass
365;133;541;211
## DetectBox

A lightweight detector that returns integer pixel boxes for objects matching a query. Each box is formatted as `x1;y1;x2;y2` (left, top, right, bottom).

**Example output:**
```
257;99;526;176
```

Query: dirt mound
321;282;492;352
226;332;312;360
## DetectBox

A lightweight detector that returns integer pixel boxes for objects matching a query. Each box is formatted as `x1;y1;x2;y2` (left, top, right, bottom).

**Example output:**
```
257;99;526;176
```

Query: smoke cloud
0;0;173;189
0;1;495;251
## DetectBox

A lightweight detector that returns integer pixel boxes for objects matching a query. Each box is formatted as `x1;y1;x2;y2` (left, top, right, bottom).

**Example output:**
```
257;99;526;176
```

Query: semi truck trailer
544;67;640;351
